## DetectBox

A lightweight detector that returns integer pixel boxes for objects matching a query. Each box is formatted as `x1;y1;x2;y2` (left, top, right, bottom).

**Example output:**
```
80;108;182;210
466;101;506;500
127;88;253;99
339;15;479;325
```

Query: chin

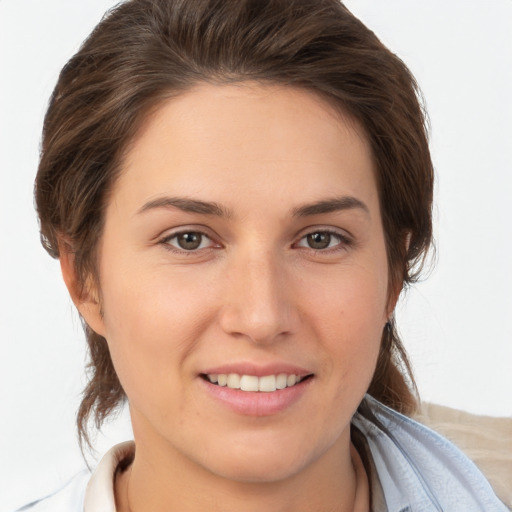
194;428;336;484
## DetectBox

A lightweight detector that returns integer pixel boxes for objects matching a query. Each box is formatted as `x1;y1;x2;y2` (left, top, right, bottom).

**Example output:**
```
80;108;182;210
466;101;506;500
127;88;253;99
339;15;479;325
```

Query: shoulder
12;470;90;512
352;395;509;512
12;441;135;512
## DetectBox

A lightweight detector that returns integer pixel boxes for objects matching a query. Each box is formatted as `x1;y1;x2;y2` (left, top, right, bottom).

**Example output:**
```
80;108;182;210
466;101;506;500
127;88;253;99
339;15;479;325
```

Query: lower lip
200;377;313;416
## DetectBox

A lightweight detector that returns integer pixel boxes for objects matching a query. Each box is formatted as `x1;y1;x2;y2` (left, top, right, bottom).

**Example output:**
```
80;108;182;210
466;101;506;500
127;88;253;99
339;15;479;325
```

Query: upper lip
200;362;313;378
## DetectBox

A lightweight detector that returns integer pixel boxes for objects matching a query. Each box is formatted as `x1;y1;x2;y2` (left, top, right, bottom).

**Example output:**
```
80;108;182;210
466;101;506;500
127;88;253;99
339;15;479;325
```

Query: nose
218;249;298;345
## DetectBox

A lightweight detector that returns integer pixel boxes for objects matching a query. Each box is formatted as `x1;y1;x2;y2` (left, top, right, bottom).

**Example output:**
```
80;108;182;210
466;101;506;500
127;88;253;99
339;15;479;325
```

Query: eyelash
159;228;352;255
159;230;219;255
294;229;352;253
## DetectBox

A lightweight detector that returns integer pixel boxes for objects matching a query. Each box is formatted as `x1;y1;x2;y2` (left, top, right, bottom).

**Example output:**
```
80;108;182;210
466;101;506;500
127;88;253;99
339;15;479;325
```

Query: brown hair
36;0;433;449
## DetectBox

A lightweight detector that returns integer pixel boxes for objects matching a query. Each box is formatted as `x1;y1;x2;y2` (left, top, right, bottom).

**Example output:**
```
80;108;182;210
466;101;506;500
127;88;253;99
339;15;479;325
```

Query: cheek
302;261;387;382
97;259;214;411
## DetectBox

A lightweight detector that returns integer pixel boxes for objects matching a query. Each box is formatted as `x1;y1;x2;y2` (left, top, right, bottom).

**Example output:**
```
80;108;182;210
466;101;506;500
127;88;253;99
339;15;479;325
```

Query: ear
59;240;107;337
385;231;412;319
386;279;402;320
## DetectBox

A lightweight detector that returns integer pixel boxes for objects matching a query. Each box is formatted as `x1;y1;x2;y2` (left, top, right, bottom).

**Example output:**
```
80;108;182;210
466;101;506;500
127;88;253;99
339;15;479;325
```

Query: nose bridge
220;246;295;343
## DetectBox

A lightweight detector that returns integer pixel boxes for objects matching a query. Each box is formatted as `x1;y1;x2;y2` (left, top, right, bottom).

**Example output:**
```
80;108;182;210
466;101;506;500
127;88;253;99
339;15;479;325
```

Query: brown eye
295;230;347;252
176;232;203;250
164;231;214;252
306;232;332;250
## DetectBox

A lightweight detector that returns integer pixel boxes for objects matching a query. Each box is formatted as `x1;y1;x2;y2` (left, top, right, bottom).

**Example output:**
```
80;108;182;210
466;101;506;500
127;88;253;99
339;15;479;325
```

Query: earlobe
386;283;402;320
58;240;107;337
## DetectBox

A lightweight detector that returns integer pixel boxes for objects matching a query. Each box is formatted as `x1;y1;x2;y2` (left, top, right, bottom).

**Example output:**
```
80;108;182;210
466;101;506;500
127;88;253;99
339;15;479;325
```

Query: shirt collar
84;440;135;512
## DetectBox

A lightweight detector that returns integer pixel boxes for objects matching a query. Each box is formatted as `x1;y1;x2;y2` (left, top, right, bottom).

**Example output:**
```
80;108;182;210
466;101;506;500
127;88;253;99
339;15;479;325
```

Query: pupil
308;232;330;249
178;232;201;250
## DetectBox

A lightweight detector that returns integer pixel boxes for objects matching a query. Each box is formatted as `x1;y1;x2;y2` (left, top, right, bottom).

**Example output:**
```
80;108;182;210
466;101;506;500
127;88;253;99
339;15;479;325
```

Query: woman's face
81;83;391;483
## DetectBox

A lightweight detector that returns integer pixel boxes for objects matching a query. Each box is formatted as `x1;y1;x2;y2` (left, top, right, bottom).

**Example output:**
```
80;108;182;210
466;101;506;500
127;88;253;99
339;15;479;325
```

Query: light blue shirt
352;395;508;511
14;395;508;512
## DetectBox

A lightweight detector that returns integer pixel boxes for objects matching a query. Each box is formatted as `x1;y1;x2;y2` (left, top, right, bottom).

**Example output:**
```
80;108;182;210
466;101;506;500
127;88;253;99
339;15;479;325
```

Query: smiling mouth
201;373;313;392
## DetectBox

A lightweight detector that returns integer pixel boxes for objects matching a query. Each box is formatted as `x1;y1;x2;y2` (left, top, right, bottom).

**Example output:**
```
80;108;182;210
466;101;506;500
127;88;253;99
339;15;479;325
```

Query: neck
115;434;369;512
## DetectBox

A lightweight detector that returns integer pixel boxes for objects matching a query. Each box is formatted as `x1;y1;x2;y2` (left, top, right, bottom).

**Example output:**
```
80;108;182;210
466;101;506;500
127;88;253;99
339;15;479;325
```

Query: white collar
84;440;135;512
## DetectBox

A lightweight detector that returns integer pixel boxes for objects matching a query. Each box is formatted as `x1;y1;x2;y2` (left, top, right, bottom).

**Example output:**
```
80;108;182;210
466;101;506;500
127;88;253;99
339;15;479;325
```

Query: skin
61;83;393;511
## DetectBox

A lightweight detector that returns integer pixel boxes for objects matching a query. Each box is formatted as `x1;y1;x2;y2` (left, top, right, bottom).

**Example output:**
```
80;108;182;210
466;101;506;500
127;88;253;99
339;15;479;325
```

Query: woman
15;0;507;510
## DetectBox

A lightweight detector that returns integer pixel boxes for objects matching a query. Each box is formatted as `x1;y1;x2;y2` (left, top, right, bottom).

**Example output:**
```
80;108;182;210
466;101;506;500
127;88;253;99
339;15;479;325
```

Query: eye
162;231;215;252
296;230;347;251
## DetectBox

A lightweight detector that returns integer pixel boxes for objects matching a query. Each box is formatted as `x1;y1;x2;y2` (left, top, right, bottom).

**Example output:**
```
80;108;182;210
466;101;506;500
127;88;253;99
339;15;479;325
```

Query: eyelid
158;226;222;253
156;224;218;241
293;226;353;251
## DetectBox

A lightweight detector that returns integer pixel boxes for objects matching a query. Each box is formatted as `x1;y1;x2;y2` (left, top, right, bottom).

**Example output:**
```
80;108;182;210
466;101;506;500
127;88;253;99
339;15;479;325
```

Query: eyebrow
292;196;370;217
138;195;369;219
138;197;232;217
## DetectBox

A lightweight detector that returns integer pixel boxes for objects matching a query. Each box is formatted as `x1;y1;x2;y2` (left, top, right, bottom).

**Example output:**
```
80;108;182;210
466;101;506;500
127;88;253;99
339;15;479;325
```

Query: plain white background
1;0;511;509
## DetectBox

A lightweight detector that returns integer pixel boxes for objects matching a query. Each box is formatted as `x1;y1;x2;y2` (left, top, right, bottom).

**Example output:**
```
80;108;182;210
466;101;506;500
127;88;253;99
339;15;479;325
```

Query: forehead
113;82;378;216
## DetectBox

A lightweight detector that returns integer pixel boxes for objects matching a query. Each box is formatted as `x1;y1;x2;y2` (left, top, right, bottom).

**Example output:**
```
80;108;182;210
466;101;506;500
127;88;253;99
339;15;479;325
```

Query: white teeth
240;375;259;391
276;373;287;390
227;373;241;389
258;375;276;392
206;373;305;392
